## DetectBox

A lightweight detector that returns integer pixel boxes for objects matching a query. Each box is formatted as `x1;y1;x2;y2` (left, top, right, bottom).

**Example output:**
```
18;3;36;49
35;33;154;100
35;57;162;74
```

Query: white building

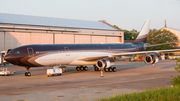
0;13;124;52
161;19;180;59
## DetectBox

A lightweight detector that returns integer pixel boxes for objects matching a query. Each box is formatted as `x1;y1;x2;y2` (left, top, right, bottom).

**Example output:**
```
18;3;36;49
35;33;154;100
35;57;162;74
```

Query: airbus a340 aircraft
4;20;180;76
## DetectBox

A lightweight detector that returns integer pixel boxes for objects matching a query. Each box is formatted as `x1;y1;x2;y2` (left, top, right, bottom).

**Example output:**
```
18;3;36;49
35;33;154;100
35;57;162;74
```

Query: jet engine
96;59;115;69
144;54;159;64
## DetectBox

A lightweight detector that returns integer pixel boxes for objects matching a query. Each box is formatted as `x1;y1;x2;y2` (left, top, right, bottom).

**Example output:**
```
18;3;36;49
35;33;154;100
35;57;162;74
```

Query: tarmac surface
0;60;178;101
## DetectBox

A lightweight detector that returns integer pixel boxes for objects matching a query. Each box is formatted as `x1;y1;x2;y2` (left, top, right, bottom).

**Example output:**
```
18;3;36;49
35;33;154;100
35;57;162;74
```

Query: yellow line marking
82;76;164;88
52;96;65;98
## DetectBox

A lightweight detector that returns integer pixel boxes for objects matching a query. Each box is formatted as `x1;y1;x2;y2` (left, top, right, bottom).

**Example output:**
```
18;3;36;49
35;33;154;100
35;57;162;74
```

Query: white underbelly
35;53;78;66
35;51;109;66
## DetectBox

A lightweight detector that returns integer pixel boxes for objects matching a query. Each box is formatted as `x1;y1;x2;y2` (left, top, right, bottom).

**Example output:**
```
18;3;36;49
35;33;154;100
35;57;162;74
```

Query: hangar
162;28;180;46
0;13;124;52
160;20;180;59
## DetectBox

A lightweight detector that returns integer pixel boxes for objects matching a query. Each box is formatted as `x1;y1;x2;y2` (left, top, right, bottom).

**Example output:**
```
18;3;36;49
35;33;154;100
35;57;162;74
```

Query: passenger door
27;47;34;57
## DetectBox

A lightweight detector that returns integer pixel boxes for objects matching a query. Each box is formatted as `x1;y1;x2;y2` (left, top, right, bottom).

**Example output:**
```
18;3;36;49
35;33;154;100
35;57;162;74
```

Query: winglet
133;20;151;43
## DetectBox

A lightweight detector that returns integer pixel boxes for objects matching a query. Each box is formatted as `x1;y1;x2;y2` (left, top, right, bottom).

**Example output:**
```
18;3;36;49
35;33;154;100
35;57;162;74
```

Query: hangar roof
0;13;117;31
163;27;180;32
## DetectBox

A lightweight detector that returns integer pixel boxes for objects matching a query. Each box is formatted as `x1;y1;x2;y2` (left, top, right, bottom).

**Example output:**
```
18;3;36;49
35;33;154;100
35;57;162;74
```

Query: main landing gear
93;65;117;72
24;67;31;76
93;65;101;71
76;66;88;71
104;67;117;72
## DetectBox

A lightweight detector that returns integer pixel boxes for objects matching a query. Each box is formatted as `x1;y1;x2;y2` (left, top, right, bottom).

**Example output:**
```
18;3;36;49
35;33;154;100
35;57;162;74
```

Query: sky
0;0;179;31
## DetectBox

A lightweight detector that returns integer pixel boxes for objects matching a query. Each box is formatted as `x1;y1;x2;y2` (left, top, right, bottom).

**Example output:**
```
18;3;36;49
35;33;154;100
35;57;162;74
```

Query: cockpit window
9;51;20;54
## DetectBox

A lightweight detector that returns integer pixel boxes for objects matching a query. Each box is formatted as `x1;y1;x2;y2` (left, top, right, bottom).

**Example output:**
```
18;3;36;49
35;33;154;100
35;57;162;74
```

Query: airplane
4;20;180;76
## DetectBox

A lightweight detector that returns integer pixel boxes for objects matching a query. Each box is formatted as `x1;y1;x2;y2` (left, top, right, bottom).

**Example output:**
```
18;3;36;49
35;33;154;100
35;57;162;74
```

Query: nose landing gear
24;67;31;76
25;72;31;76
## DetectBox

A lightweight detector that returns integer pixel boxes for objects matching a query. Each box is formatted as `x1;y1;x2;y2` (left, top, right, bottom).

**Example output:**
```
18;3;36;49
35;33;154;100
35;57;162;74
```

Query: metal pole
106;36;107;43
1;53;3;65
30;32;31;44
91;35;92;44
74;34;75;44
53;33;55;44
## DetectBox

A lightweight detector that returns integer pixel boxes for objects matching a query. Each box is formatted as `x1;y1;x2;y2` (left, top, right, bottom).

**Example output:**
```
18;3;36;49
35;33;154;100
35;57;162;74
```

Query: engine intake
96;59;115;69
144;54;159;64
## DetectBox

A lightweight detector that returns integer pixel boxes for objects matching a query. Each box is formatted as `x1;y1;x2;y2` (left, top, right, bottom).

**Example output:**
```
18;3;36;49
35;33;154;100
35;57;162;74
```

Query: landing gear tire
112;67;117;72
95;67;100;71
80;66;84;71
76;66;80;71
25;72;31;76
84;66;88;71
94;67;97;71
108;67;112;72
104;68;109;72
28;72;31;76
93;65;97;71
24;67;31;76
76;66;88;71
93;65;101;71
25;72;28;76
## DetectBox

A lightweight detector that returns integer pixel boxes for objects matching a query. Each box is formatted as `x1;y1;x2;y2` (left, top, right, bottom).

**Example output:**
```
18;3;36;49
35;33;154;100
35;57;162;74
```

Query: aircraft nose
4;55;11;62
4;54;16;64
4;54;22;65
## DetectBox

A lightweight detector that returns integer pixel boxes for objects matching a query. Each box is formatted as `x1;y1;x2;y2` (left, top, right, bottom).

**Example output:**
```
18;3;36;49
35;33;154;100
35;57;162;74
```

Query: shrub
171;58;180;86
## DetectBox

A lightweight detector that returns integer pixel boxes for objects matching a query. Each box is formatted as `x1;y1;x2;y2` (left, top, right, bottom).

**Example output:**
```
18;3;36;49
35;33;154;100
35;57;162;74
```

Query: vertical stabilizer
133;20;151;43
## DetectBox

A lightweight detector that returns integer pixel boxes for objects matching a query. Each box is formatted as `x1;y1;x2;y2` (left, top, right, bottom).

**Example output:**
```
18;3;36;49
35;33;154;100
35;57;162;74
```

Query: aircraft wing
144;42;175;48
80;49;180;61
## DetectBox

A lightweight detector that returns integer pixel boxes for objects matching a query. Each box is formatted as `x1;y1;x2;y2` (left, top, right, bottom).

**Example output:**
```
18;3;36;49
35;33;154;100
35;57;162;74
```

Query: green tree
113;25;121;30
146;29;178;50
124;29;139;40
148;28;158;33
113;25;139;40
124;30;132;40
131;29;139;40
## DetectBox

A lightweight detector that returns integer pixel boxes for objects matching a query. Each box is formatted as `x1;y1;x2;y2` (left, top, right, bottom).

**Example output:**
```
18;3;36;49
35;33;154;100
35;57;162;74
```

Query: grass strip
98;86;180;101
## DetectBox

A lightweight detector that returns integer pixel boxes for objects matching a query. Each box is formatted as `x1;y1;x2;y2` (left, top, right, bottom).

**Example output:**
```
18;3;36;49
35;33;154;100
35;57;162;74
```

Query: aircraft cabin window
10;51;13;54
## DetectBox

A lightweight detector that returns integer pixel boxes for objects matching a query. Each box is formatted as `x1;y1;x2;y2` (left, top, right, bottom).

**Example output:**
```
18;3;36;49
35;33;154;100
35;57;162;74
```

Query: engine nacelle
144;54;159;64
96;59;115;69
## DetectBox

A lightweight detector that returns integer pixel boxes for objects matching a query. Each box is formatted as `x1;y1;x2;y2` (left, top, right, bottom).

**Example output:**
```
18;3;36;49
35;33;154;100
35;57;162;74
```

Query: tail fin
133;20;151;43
